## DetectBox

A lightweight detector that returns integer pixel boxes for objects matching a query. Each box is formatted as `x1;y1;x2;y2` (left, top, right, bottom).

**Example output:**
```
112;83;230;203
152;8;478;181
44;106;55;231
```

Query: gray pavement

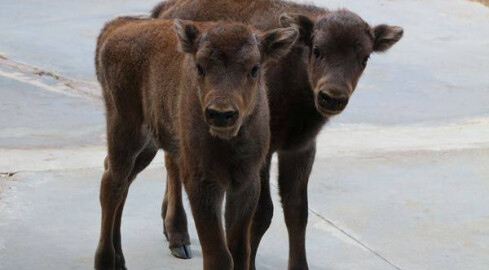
1;0;489;269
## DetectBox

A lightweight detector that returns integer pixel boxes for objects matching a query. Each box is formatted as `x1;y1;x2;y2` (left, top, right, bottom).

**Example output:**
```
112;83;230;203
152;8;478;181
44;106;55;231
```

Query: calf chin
209;125;241;140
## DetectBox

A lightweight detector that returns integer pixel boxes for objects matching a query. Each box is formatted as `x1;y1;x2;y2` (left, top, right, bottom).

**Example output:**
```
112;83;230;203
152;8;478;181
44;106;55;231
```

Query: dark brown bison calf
94;16;298;270
153;1;404;269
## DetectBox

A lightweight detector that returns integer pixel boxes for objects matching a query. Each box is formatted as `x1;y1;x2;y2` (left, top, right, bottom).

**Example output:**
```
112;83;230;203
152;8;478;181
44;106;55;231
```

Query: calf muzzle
317;90;349;114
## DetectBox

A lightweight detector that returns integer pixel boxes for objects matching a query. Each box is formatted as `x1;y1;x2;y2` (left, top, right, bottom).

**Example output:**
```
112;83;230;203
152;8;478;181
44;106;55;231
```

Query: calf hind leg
95;157;134;270
94;121;153;270
112;190;128;270
112;142;158;269
162;153;191;259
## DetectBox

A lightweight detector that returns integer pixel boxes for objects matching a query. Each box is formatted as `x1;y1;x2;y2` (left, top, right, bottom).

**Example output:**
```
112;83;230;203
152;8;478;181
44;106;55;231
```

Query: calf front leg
162;153;191;259
94;118;152;270
278;144;316;270
249;155;273;270
185;176;232;270
225;176;260;270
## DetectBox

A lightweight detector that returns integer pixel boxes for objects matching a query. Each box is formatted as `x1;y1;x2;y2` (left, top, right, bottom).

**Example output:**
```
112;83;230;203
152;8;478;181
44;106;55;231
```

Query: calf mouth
208;125;241;140
316;106;344;117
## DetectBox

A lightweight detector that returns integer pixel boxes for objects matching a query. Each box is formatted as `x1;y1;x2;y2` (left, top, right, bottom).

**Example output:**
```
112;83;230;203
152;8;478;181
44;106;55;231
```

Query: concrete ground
0;0;488;269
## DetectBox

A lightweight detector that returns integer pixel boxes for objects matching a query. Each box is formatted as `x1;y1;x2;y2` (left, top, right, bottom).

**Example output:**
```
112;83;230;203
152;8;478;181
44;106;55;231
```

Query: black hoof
116;263;128;270
115;254;127;270
170;245;192;259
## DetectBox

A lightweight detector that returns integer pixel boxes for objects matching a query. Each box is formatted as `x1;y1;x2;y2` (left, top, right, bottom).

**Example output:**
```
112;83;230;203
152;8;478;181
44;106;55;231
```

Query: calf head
174;20;298;139
280;10;403;117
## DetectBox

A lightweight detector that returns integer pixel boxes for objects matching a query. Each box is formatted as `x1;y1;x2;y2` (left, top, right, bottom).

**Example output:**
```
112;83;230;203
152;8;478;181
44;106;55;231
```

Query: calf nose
318;91;349;112
205;107;239;127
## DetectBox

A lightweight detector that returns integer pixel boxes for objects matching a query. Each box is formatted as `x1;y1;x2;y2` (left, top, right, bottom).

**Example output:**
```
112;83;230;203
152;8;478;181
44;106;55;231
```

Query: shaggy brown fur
151;1;404;269
94;16;298;270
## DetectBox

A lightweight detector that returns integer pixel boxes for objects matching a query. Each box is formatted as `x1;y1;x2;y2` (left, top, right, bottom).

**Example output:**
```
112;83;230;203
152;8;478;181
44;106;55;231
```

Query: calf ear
372;24;403;52
260;27;299;62
279;13;314;46
173;19;201;53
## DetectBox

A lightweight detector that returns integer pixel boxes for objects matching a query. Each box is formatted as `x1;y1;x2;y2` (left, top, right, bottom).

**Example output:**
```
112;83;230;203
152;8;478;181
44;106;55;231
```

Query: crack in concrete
0;56;101;100
308;208;403;270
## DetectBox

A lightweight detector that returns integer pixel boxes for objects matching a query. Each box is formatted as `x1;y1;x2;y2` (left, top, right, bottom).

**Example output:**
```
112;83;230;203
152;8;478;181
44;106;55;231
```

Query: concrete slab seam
308;208;403;270
270;179;403;270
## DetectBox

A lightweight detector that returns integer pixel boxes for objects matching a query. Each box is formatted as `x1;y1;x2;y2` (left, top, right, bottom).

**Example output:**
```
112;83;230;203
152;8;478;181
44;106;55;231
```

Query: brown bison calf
153;1;404;269
94;16;298;270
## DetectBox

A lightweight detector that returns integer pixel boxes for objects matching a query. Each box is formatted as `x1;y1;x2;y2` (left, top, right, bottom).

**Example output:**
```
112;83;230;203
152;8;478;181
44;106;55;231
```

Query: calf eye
312;47;321;59
196;64;205;77
250;66;259;78
362;55;370;67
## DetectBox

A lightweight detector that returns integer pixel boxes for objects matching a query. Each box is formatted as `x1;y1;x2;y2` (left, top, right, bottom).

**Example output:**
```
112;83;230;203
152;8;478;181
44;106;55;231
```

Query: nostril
318;91;330;105
221;110;238;120
206;109;219;119
337;97;349;108
336;98;348;108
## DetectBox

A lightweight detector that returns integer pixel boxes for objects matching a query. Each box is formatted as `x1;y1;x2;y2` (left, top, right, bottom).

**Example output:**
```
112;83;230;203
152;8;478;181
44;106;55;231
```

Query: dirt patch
0;173;16;198
0;176;7;198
